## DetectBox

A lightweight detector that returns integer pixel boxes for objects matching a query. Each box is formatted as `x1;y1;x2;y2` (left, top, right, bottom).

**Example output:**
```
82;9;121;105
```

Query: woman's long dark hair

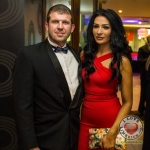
82;9;131;83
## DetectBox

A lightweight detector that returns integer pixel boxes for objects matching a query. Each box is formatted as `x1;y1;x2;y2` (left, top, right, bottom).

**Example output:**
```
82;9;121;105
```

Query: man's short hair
46;4;73;23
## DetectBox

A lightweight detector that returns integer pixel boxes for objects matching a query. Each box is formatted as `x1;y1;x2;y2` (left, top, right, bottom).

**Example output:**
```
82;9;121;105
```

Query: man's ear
71;24;75;33
45;22;48;31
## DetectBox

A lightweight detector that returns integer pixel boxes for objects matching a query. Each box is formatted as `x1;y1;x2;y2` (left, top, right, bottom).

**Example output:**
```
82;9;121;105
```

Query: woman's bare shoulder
120;56;132;71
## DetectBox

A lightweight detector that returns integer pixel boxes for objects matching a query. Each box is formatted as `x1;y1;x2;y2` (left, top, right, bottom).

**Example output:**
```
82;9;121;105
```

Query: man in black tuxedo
138;36;150;117
13;4;83;150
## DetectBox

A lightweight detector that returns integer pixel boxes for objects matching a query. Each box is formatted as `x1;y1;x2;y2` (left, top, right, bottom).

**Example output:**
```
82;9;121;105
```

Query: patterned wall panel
25;0;42;46
0;117;18;150
0;0;24;149
0;0;43;149
0;0;24;29
28;20;35;45
0;49;16;98
31;0;34;4
38;3;42;35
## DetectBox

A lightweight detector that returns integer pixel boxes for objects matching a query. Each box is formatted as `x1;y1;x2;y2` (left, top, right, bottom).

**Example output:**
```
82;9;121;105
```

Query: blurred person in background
137;35;150;118
142;35;150;150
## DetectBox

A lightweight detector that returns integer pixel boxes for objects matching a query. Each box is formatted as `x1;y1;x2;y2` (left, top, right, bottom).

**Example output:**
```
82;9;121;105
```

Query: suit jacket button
60;95;64;99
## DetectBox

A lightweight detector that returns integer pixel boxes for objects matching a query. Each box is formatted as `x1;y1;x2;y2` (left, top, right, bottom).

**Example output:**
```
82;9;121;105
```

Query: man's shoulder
24;42;43;50
17;41;46;58
139;45;148;52
69;46;80;56
21;41;45;52
69;45;76;51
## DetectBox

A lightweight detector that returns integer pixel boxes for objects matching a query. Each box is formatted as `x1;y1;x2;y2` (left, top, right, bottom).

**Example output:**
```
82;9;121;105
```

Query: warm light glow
123;20;138;23
138;36;142;39
122;19;143;24
118;10;122;13
124;24;150;28
137;28;148;38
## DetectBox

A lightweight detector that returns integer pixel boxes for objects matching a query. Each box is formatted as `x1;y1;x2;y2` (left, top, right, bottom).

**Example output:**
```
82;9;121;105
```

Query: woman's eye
103;25;110;29
93;25;99;28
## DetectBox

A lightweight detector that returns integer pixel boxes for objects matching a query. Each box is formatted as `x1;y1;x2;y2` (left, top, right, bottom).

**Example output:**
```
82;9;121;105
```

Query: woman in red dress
78;9;133;150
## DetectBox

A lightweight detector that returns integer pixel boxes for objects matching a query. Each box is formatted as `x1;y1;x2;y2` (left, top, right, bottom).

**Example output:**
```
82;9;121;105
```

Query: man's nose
57;22;63;28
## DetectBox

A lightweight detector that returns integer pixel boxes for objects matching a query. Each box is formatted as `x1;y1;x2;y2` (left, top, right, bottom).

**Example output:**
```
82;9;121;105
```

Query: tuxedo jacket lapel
67;44;80;64
44;39;71;109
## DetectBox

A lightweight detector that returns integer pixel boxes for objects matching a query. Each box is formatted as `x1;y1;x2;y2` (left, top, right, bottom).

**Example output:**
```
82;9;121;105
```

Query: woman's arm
109;56;133;134
100;56;133;149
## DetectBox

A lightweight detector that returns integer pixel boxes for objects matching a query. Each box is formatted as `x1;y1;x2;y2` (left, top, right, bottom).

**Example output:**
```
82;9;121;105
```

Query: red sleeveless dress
78;53;121;150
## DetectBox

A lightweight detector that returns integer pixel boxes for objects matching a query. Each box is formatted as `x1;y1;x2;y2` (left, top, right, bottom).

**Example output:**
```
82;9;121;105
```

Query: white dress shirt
48;38;79;100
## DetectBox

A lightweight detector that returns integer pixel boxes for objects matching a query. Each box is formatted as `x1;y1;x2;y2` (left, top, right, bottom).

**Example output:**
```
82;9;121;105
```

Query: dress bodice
82;53;119;101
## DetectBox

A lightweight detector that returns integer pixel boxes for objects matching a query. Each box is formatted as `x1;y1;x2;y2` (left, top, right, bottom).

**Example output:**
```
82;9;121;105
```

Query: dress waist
81;97;121;127
84;92;117;101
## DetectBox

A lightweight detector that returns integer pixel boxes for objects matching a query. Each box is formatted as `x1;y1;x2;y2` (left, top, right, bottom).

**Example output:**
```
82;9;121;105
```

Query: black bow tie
54;46;69;54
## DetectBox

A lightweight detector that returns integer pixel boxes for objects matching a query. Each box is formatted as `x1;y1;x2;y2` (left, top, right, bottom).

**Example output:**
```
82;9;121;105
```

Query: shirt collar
47;37;67;50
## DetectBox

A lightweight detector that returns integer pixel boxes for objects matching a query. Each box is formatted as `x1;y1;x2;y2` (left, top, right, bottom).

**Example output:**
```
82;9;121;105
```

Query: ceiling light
118;10;122;13
122;20;139;23
138;36;142;39
122;18;144;24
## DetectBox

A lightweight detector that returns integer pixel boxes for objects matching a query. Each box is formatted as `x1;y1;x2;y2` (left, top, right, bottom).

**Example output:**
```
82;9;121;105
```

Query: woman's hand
30;147;40;150
99;132;116;150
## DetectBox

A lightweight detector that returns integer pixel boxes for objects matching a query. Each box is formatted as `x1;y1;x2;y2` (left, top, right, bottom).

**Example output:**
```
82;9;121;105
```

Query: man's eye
52;21;58;23
63;21;69;24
